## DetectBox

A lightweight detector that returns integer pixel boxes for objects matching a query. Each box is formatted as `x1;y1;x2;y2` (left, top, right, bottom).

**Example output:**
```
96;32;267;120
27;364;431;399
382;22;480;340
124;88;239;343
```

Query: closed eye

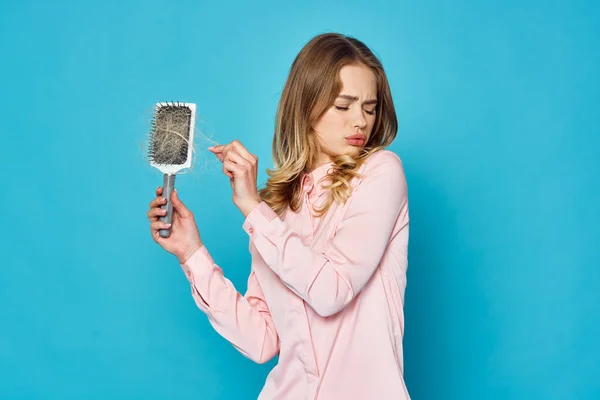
335;106;376;115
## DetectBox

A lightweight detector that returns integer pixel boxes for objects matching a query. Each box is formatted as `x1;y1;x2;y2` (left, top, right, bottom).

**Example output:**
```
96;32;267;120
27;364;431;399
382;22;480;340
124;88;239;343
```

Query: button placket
302;191;314;245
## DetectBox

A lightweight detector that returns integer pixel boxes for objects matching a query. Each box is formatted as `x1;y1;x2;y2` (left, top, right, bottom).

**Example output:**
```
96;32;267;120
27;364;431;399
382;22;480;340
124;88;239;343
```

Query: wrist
178;242;203;264
239;198;261;218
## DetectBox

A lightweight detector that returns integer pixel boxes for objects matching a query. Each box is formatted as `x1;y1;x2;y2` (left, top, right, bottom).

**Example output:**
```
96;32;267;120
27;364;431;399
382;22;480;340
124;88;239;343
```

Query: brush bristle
149;102;192;165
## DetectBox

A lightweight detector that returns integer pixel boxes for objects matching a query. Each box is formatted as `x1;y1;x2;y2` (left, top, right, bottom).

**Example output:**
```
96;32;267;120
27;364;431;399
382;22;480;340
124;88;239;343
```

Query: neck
308;154;333;173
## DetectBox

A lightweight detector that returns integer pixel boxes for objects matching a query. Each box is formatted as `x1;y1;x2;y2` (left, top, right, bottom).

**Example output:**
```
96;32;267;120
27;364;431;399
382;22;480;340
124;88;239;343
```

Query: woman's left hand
208;140;261;217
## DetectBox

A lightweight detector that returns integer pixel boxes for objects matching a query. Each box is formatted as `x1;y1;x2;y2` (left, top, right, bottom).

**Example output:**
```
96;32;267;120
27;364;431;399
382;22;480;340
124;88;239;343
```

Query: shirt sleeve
242;150;409;317
180;244;280;364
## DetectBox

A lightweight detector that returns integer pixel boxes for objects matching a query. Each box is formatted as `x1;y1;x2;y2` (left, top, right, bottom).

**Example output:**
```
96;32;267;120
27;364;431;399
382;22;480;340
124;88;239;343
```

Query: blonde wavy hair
258;33;398;217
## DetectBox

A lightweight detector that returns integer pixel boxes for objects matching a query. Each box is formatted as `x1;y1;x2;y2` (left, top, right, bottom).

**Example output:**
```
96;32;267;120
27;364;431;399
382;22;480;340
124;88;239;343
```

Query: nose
352;108;367;129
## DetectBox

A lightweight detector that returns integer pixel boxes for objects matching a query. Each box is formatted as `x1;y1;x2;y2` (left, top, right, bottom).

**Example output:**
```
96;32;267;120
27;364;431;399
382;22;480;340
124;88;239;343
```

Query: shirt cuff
242;201;279;236
179;245;215;311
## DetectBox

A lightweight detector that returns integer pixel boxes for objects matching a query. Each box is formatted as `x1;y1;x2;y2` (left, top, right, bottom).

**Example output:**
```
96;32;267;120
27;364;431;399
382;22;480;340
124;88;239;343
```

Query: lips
345;134;366;146
346;134;366;140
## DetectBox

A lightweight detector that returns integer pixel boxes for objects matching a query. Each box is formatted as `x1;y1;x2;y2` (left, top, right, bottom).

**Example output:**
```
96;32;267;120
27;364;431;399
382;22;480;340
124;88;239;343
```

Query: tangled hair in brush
149;103;193;165
259;33;398;217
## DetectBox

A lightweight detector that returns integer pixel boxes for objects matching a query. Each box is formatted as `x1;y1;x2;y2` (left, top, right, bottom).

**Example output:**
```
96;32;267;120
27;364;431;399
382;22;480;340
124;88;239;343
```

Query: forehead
338;65;377;95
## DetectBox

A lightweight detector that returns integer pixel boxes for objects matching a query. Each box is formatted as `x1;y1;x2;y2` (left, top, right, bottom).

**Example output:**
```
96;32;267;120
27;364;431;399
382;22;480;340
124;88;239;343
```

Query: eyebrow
337;94;378;105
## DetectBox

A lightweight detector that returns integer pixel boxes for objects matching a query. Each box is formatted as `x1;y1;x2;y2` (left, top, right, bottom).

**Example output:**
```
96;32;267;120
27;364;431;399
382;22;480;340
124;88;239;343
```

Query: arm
242;151;408;317
180;244;280;364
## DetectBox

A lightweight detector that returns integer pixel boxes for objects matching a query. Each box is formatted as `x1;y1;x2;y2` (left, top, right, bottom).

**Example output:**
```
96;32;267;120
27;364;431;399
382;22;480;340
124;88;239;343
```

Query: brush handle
159;174;176;238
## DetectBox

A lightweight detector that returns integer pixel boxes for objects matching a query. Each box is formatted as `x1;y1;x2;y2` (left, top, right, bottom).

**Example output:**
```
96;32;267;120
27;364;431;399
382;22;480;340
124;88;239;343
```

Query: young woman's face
312;64;377;166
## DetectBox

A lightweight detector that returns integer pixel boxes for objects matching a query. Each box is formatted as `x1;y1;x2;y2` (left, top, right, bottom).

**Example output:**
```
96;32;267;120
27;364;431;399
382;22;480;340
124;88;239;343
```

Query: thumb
171;190;192;218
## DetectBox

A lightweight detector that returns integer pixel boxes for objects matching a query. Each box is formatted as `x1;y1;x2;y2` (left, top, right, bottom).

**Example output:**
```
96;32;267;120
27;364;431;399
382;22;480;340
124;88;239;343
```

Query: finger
213;151;224;162
231;140;257;163
147;207;167;221
220;142;233;159
151;220;172;231
171;190;193;219
208;145;225;161
156;186;163;196
151;229;165;243
225;149;251;168
209;145;225;162
223;160;242;179
149;195;167;209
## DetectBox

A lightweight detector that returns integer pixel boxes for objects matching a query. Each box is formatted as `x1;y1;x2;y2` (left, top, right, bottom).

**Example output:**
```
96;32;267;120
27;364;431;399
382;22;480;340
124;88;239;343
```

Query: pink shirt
180;149;410;399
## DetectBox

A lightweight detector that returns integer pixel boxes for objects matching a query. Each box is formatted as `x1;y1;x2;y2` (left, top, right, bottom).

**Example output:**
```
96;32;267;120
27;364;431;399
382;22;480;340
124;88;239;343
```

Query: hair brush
148;101;196;238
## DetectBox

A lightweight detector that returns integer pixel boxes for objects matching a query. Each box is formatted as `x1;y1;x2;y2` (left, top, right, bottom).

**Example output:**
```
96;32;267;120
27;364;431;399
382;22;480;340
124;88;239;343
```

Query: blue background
1;0;599;399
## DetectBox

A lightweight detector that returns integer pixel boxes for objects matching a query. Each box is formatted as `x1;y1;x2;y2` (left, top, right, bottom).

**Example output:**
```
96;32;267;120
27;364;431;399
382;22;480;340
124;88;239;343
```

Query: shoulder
343;149;408;213
362;149;405;179
351;149;407;200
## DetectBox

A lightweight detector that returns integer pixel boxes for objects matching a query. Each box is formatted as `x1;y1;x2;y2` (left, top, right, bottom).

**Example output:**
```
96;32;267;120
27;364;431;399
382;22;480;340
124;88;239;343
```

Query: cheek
326;113;348;132
316;112;343;136
367;115;377;132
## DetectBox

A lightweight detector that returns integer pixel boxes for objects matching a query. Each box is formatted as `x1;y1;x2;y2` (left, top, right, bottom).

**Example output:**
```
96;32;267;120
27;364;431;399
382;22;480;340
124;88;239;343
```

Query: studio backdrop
1;1;598;399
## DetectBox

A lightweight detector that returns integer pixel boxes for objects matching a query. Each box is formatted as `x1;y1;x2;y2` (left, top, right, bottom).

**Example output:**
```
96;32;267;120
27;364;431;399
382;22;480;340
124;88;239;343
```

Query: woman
147;32;410;399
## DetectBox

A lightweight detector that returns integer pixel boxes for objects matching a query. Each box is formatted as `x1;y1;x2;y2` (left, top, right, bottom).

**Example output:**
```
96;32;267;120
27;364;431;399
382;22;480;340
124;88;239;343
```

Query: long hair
258;33;398;217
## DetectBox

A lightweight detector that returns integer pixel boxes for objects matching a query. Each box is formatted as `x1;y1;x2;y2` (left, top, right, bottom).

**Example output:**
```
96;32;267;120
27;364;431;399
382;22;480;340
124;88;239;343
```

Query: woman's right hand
147;186;203;264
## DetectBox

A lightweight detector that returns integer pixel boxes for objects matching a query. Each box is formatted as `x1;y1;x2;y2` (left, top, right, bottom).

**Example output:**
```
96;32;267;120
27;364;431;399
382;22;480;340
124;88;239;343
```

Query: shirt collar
302;161;334;197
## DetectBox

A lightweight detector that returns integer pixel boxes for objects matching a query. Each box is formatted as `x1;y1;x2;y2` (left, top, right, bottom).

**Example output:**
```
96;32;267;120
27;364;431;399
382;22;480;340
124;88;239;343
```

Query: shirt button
303;174;313;192
248;228;254;233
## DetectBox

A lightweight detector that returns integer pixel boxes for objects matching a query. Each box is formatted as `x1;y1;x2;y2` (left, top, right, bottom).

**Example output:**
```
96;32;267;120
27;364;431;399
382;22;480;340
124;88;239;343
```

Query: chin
339;148;361;159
